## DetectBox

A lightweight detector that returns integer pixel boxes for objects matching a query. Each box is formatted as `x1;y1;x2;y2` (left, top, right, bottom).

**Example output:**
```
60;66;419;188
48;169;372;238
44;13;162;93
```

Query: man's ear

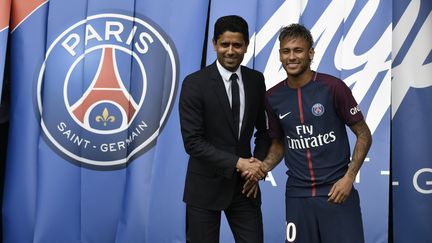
309;47;315;61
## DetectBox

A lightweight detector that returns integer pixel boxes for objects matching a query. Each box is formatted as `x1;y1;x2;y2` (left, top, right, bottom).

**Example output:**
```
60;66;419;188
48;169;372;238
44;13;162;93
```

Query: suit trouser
186;190;263;243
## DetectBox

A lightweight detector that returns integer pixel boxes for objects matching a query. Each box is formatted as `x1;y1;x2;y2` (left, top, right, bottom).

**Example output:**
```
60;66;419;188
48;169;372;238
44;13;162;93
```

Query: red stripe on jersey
297;87;317;196
306;149;316;196
297;88;304;123
0;0;11;30
10;0;47;31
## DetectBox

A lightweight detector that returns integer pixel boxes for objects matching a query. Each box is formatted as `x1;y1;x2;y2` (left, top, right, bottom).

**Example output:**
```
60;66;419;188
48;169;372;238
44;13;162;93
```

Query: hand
236;157;266;181
241;158;270;181
242;177;256;194
242;181;259;198
328;175;355;204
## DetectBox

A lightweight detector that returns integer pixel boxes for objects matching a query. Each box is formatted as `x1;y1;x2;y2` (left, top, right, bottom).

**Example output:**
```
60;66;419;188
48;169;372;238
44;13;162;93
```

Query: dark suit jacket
179;62;270;210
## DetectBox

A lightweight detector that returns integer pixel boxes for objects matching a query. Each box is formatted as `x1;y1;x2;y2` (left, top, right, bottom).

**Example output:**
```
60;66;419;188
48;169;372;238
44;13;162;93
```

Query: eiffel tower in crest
71;47;138;125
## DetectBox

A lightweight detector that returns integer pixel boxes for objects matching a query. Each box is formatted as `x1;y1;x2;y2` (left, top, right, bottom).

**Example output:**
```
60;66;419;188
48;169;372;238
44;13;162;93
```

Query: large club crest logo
36;14;178;168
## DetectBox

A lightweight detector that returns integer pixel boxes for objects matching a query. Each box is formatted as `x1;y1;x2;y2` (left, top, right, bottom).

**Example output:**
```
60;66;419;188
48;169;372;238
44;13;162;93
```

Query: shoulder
241;66;264;79
241;66;265;93
183;64;216;85
315;72;348;90
240;66;263;76
266;79;286;97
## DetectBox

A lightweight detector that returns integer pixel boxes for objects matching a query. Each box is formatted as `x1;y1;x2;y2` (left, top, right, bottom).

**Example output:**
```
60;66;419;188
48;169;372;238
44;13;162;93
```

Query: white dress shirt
216;60;245;138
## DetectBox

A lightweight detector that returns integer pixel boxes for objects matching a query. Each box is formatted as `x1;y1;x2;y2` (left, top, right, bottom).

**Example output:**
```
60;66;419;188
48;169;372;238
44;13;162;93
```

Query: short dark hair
213;15;249;45
279;24;314;49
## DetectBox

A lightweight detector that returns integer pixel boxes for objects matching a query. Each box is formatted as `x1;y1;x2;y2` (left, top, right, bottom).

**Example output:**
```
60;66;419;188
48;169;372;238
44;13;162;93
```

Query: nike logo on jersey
279;112;291;120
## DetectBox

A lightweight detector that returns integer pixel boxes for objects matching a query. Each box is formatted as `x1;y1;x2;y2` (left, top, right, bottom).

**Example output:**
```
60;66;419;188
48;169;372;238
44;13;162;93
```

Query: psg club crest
36;14;178;168
311;103;325;116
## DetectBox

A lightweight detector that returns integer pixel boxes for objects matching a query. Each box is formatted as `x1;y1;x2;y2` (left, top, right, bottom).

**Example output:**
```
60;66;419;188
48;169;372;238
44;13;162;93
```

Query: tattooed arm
328;120;372;203
262;138;285;172
242;138;284;197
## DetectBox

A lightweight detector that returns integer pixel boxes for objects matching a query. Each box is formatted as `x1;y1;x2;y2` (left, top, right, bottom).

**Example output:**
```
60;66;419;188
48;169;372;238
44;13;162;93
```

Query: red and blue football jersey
266;72;364;197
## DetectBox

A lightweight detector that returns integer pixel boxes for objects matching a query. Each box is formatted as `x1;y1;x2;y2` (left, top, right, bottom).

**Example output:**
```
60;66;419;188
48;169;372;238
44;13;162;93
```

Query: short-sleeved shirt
265;72;364;197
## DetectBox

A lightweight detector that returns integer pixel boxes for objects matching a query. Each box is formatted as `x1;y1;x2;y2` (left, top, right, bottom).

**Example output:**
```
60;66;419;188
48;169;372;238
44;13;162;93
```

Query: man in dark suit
179;15;270;243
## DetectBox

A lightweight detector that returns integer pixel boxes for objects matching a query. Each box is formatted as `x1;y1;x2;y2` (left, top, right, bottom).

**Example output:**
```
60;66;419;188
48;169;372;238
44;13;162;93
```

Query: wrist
262;161;271;172
344;172;357;182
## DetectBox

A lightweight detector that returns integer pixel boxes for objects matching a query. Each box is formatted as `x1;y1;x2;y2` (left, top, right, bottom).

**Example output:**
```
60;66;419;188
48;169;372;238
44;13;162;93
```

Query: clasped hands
236;157;268;198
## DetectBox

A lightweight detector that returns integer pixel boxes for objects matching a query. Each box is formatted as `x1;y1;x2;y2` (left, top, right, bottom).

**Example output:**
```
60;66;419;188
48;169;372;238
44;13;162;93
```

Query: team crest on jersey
311;103;325;116
36;13;178;168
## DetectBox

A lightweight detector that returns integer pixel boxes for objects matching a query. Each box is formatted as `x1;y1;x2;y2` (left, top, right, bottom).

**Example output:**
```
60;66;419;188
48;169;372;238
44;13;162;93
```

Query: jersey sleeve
265;94;284;139
333;81;364;126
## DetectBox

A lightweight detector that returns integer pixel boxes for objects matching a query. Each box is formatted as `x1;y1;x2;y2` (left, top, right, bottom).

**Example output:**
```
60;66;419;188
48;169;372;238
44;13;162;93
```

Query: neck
287;69;314;88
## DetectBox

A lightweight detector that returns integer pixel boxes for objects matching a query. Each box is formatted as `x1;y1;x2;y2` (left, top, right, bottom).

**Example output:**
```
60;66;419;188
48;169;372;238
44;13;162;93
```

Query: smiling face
279;36;314;78
213;31;248;72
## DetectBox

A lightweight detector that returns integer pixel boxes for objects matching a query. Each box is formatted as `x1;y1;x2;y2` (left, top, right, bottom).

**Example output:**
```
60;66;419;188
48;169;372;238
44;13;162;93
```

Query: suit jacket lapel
209;63;237;137
240;66;251;137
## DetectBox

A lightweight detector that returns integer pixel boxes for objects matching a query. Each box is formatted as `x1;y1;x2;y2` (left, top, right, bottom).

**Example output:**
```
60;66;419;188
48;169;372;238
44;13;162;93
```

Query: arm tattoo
347;120;372;179
263;139;285;172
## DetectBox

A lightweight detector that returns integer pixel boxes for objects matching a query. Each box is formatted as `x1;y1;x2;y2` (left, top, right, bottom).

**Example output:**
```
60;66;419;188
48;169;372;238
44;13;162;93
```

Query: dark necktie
230;73;240;137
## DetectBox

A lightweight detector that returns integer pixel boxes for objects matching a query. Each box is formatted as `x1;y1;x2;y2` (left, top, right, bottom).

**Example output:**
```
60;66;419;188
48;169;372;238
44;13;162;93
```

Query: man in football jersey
244;23;372;243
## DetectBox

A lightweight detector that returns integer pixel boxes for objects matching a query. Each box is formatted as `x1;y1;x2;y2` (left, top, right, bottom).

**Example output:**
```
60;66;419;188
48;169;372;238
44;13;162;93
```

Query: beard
284;59;311;77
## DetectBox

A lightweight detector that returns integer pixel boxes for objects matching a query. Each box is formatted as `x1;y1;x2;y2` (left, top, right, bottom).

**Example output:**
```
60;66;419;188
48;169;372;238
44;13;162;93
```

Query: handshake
236;157;268;181
236;157;269;198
